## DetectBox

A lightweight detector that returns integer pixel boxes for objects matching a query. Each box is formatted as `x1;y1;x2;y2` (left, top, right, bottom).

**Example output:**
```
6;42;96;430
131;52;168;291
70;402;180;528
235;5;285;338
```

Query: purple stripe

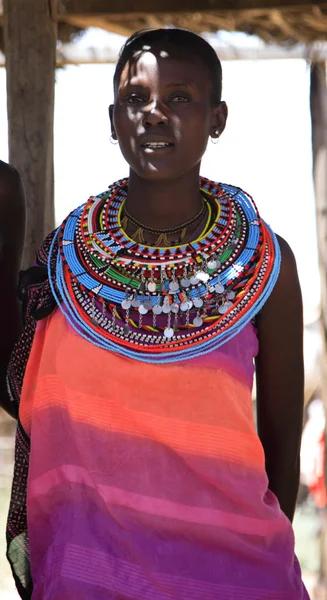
28;484;306;595
33;542;308;600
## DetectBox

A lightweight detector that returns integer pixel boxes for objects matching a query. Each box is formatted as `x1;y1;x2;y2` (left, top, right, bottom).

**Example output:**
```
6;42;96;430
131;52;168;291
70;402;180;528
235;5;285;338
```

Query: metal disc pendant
180;301;189;312
190;276;200;285
187;300;193;309
144;300;153;310
164;327;174;339
121;299;131;310
227;291;236;300
218;301;232;315
207;259;218;270
196;271;209;283
218;304;228;314
193;316;203;327
171;303;179;314
147;281;156;293
131;297;140;308
215;283;225;294
169;281;179;292
163;303;171;314
153;304;163;315
138;304;148;315
193;297;204;308
181;278;190;288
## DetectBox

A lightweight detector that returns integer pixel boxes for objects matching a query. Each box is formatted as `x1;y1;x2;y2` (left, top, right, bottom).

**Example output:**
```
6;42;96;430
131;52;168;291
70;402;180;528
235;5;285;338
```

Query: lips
141;141;173;149
140;136;175;151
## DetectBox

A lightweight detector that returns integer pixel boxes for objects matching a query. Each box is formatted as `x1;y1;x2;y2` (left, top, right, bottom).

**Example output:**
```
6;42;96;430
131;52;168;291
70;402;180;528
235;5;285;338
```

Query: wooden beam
3;0;57;269
310;61;327;595
60;0;327;17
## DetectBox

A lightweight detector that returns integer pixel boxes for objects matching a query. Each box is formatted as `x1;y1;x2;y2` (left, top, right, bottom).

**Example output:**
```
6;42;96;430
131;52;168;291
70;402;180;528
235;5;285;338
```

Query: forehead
117;50;211;91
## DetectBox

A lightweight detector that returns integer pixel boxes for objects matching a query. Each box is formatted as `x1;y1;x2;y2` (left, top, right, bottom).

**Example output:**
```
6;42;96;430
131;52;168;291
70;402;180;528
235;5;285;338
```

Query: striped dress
19;308;309;599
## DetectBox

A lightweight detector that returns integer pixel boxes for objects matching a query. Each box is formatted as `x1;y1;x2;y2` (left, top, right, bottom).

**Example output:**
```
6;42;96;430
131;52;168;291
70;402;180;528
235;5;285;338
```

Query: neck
126;167;203;230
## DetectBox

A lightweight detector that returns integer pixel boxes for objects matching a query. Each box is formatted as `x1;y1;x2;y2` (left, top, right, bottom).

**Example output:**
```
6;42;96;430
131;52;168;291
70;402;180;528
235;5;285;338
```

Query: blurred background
1;1;327;598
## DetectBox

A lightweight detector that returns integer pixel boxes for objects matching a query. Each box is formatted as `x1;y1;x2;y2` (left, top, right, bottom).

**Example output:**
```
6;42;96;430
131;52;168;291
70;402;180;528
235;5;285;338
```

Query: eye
170;94;190;103
124;93;146;104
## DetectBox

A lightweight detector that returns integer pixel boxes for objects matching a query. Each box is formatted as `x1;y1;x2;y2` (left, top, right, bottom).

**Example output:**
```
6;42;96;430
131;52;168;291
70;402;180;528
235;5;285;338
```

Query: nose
143;100;169;127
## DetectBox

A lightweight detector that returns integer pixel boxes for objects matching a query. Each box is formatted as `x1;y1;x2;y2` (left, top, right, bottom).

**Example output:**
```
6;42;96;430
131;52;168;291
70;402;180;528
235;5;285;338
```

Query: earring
110;134;118;145
211;129;220;145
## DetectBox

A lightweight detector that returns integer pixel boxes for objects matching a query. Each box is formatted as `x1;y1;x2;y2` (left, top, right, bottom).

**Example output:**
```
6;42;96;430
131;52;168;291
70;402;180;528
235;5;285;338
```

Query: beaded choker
49;177;280;363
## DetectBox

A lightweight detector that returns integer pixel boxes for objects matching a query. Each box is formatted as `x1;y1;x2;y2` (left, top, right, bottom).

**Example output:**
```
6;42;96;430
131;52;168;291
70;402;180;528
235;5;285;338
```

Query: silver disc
169;281;179;292
207;260;218;270
190;276;200;285
193;316;203;327
193;297;204;308
162;303;171;314
218;304;228;314
153;304;163;315
164;327;174;339
187;300;193;309
144;300;153;310
227;291;236;300
147;281;156;292
181;278;191;288
196;271;209;283
131;297;140;308
121;299;131;310
215;283;225;294
171;303;179;314
180;302;189;312
138;304;148;315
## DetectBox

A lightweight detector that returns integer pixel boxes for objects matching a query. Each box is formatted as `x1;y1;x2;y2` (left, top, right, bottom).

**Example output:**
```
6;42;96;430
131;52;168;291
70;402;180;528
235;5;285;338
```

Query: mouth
140;141;175;152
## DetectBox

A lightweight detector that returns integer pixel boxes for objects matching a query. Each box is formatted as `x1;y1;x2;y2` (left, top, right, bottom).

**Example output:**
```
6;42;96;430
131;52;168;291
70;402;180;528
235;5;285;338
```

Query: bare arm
255;235;304;522
0;161;26;418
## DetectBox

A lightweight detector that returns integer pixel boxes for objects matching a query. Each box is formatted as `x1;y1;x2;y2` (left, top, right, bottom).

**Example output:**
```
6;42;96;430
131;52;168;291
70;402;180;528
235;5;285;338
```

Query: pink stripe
29;465;288;537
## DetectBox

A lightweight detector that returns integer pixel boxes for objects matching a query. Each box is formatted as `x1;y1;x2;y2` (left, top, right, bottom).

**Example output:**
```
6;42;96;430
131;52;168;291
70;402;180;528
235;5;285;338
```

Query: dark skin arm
256;234;304;523
0;161;25;418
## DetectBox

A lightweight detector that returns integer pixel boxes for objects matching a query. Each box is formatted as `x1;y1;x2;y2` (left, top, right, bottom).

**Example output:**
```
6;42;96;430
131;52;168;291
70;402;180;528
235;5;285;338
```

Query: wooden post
3;0;57;268
310;61;327;597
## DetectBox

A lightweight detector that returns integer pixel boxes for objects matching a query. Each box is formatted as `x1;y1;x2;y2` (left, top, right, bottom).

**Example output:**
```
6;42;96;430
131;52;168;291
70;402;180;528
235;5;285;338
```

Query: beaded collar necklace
49;177;280;363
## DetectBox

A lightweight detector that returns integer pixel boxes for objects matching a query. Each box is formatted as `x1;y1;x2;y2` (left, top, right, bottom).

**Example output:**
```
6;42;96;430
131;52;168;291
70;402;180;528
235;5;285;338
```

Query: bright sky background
0;29;320;324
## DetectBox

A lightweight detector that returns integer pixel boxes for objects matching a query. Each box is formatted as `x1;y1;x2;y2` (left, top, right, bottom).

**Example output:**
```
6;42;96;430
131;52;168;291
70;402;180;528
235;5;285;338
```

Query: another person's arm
255;235;304;522
0;161;25;418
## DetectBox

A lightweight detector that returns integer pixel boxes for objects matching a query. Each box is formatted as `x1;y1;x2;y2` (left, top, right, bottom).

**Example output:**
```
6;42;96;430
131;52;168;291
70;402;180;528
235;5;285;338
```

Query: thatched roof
57;1;327;44
1;1;327;46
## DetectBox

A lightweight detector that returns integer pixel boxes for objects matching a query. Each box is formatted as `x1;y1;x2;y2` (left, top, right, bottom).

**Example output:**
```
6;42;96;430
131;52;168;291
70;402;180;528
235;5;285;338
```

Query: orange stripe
31;375;264;468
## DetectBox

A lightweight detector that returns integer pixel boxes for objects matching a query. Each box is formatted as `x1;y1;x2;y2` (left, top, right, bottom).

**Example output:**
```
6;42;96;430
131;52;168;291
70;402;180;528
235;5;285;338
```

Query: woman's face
110;50;227;182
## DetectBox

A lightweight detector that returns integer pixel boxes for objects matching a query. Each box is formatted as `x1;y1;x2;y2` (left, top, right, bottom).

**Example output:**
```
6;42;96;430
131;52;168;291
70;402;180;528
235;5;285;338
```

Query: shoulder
0;160;24;197
256;233;302;333
0;161;25;229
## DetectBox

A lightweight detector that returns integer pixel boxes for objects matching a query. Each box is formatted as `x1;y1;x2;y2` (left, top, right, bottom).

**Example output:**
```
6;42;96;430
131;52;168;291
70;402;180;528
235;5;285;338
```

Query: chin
133;166;184;183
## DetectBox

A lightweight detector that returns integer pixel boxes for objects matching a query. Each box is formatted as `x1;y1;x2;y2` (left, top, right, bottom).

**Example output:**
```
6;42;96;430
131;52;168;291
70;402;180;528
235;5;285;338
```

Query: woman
6;29;308;599
0;160;25;419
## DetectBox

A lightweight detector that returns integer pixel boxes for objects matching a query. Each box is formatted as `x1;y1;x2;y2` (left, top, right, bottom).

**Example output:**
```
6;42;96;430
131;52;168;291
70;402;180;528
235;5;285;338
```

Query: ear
210;101;228;140
108;104;117;139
